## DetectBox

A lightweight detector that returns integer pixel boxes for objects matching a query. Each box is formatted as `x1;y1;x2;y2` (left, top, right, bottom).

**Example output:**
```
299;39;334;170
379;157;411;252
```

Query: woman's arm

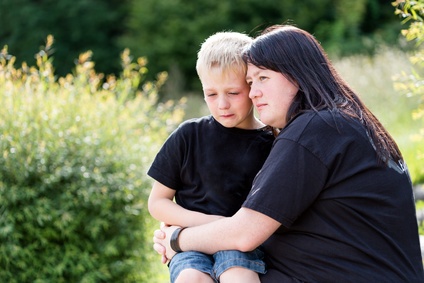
148;181;223;227
154;207;281;260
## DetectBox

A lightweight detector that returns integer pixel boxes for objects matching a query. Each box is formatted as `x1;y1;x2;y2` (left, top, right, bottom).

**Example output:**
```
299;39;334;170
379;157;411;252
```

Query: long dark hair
243;24;402;164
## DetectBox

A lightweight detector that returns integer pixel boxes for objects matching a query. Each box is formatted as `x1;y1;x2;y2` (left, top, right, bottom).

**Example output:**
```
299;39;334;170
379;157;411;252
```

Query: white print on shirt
251;187;261;196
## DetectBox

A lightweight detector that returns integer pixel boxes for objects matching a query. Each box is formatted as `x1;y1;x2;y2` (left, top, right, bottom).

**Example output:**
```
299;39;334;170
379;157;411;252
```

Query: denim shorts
169;248;266;283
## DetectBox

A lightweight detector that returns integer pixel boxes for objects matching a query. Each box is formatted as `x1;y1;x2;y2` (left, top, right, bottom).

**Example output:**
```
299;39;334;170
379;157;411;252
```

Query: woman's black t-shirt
244;110;424;283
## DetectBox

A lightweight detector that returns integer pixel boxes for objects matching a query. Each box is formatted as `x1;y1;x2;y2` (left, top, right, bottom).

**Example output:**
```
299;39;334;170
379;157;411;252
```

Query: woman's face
246;63;299;128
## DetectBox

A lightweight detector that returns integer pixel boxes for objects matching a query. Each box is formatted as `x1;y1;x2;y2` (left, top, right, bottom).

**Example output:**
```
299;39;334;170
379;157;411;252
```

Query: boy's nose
218;97;230;109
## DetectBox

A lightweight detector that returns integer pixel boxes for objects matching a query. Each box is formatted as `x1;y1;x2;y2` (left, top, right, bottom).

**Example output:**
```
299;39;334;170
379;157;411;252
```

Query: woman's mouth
255;103;267;111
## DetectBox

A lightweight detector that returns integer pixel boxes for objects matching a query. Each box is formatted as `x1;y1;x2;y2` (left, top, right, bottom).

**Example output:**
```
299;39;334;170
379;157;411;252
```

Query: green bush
0;36;185;282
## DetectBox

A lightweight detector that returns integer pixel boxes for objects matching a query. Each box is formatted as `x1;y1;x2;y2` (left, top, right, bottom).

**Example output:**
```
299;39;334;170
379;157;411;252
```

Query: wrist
170;227;186;253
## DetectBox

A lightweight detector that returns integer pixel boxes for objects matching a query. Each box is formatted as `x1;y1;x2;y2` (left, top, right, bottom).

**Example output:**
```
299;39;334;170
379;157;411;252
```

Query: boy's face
201;68;254;129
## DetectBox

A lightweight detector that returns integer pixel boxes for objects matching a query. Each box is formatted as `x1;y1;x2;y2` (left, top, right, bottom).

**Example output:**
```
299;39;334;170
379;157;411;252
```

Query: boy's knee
219;267;260;283
175;268;214;283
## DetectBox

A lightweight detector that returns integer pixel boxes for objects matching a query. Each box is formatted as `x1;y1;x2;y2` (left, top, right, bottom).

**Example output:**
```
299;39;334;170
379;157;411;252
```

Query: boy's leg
175;269;215;283
213;249;266;283
218;267;260;283
169;251;215;283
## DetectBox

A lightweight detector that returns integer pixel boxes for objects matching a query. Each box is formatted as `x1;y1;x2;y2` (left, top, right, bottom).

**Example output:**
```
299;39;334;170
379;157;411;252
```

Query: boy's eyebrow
203;87;241;92
203;87;220;92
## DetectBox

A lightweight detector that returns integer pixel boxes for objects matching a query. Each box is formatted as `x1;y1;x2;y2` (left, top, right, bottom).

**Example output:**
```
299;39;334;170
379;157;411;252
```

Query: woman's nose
249;86;261;99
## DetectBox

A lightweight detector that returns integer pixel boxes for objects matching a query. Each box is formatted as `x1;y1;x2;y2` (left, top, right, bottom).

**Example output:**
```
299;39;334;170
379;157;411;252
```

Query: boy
147;31;274;283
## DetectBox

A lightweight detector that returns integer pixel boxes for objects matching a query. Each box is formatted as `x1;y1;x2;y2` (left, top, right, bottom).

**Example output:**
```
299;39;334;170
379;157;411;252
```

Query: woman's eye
259;76;267;81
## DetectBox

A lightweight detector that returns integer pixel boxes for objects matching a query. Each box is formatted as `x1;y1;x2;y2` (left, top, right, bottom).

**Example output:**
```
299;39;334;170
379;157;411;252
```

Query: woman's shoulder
280;110;326;137
280;110;361;141
292;110;357;129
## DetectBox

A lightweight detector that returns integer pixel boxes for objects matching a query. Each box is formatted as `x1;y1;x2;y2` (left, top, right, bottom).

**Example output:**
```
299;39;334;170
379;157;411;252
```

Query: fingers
161;255;169;264
153;243;169;264
153;229;165;241
153;224;176;264
153;243;165;254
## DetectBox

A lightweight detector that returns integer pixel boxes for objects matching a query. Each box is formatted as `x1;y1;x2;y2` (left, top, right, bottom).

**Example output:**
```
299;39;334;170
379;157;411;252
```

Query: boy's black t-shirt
244;110;424;283
148;115;274;216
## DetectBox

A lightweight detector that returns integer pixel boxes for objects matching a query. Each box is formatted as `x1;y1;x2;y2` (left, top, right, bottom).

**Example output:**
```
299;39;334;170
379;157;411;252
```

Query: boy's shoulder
177;116;274;139
175;115;216;135
178;115;214;129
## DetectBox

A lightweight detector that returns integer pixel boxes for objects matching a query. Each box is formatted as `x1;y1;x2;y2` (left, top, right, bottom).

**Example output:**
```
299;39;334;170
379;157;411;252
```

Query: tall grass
333;47;423;184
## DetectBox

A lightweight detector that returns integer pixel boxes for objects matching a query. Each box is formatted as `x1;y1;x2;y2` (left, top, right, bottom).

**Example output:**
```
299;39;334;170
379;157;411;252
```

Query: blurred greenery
0;0;129;77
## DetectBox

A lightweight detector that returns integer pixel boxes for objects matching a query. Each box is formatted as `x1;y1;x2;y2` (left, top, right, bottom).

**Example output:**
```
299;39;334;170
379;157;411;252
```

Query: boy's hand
153;229;169;264
153;224;179;262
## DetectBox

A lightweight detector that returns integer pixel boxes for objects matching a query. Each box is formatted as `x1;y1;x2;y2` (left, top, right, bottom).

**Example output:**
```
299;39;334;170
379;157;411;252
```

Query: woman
154;25;424;282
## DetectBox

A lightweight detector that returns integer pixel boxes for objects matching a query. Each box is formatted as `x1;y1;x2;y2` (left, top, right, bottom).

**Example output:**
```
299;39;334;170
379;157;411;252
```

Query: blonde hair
196;31;252;80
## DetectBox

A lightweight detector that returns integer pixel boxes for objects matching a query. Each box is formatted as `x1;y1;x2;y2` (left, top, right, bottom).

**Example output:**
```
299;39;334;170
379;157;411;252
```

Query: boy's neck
234;117;266;130
252;118;267;129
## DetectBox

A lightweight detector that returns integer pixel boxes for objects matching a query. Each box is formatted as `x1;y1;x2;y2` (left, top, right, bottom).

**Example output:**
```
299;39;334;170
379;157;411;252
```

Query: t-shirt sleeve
147;127;185;190
243;138;328;228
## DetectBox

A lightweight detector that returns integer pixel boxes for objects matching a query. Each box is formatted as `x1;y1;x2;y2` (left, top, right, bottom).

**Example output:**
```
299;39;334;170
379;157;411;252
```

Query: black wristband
170;227;186;253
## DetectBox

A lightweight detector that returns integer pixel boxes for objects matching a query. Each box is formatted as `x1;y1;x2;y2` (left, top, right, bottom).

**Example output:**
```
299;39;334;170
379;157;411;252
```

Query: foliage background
0;0;129;77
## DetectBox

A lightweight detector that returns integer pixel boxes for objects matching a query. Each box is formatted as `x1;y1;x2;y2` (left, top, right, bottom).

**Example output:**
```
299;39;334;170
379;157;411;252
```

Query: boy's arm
148;181;224;227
